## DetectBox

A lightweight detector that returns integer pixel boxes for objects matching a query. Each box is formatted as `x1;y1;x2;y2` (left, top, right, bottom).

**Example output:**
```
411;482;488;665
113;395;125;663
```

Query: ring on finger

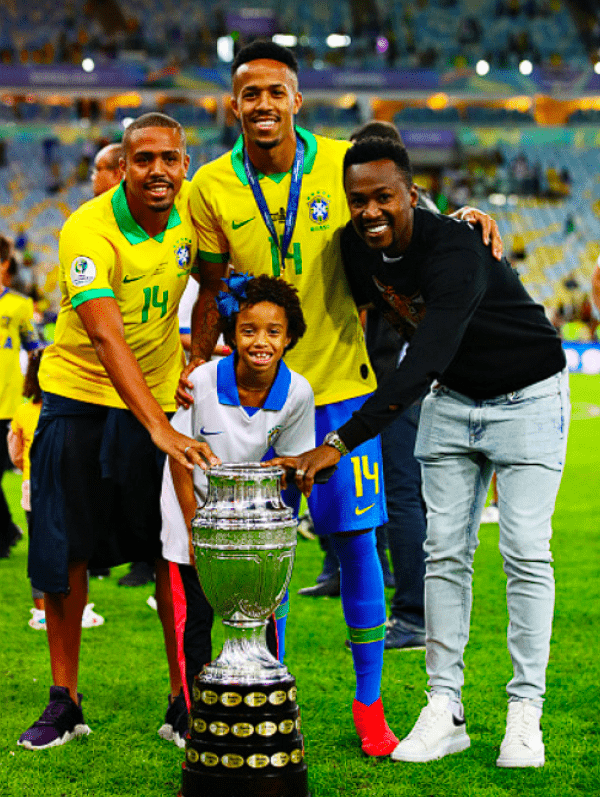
184;446;191;456
296;469;305;478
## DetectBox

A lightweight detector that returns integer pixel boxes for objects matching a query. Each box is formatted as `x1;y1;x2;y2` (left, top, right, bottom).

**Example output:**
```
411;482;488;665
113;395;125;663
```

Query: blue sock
331;531;385;706
274;589;289;664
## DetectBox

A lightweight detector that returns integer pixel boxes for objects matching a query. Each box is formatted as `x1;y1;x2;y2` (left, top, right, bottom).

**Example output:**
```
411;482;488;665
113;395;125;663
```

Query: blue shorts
306;395;387;534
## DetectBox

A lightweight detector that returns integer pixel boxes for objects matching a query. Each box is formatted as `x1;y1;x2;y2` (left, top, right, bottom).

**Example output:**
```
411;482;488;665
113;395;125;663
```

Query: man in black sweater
274;137;569;769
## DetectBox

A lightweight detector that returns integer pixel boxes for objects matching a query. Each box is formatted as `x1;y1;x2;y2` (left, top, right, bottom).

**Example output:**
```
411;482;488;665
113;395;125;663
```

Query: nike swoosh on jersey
232;217;255;230
200;427;224;435
355;504;375;516
123;275;145;283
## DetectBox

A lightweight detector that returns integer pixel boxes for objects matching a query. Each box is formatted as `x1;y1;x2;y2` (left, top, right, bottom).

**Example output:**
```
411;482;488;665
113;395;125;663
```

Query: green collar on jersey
111;181;181;245
230;126;318;186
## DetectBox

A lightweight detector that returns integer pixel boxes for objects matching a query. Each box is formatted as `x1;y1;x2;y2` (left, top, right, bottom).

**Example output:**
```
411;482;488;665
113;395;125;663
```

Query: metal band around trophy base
185;735;305;771
189;705;300;744
192;678;298;710
180;761;310;797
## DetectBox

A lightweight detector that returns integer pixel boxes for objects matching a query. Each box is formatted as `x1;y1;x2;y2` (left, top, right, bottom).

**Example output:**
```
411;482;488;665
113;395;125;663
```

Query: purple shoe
18;686;91;750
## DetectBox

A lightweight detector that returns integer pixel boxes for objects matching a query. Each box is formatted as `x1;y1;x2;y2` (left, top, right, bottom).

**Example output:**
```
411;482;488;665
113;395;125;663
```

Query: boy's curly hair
222;275;306;352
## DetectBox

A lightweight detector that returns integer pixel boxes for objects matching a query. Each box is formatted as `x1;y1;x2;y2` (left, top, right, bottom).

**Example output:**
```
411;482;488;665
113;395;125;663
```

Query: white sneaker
480;504;500;524
496;699;544;768
81;603;105;628
391;692;470;762
28;608;47;631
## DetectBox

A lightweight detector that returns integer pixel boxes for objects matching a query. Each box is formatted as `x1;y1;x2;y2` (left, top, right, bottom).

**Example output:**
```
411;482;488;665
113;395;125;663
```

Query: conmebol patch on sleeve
70;256;97;287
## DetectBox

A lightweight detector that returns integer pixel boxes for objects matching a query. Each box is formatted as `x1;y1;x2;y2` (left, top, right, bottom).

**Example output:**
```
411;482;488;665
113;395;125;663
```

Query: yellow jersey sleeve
59;213;116;309
189;173;230;264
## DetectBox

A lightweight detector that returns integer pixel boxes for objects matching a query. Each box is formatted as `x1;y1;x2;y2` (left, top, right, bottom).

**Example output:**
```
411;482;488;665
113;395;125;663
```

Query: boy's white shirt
161;354;315;564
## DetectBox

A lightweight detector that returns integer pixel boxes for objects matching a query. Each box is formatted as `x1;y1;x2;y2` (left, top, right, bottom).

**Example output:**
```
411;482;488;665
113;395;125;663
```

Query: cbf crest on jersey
174;237;192;272
307;191;331;232
267;424;282;448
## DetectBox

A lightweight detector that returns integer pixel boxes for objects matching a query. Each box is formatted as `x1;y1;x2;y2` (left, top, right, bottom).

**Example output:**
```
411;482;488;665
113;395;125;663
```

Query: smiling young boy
160;273;314;745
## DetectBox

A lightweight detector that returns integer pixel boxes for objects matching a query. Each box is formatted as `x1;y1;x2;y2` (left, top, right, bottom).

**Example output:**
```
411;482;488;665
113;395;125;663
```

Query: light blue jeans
414;369;570;703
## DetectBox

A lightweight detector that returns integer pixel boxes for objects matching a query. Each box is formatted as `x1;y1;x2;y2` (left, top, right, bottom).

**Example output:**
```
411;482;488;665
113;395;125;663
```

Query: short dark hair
222;274;306;352
350;120;404;145
231;40;298;77
0;234;10;263
96;142;124;170
343;137;414;188
122;113;186;157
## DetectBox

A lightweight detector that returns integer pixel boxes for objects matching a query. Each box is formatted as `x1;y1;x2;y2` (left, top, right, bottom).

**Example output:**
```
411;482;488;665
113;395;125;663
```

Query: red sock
352;697;399;756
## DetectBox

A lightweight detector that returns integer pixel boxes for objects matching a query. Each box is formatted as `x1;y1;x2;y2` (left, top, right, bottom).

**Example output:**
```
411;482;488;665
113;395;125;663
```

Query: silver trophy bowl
192;463;297;685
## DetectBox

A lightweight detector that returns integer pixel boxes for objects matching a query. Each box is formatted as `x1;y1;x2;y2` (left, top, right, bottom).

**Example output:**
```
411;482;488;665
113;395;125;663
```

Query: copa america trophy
180;463;309;797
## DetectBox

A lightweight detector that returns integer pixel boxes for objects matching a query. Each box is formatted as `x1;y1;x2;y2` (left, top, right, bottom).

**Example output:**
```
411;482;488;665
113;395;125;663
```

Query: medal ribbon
243;136;304;276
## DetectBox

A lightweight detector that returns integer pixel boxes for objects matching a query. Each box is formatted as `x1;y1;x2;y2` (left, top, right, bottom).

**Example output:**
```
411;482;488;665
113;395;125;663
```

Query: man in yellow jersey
178;40;399;757
0;235;40;558
18;113;217;752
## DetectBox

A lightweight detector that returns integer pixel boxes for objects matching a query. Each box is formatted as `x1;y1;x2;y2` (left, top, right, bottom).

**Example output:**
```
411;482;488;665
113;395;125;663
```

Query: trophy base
181;762;310;797
182;676;309;797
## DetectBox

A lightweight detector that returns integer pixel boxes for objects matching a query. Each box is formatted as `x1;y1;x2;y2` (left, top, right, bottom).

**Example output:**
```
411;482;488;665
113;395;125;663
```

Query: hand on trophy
264;445;341;497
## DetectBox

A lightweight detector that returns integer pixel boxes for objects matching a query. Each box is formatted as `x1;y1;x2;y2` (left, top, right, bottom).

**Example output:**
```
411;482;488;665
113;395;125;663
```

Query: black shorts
29;392;168;593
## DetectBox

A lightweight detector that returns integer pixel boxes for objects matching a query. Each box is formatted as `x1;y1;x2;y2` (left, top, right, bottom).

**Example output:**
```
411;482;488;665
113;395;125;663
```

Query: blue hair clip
216;271;253;318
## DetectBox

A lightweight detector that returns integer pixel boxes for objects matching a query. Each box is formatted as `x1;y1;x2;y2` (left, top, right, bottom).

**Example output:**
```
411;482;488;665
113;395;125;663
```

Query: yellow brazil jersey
40;180;198;411
0;288;38;419
10;400;42;481
189;127;376;407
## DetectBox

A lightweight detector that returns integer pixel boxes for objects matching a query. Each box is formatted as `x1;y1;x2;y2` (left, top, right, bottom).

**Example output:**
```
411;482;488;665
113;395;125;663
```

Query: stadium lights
376;36;389;54
81;58;95;73
217;36;234;63
519;59;533;75
326;34;351;48
594;61;600;74
121;117;134;129
273;35;297;47
476;60;490;76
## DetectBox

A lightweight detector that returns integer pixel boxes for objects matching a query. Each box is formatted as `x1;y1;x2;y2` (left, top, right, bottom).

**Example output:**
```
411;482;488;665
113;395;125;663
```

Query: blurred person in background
1;235;40;559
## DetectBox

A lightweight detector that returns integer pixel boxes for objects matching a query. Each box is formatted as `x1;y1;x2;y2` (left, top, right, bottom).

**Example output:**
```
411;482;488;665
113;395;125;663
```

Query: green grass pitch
1;373;599;796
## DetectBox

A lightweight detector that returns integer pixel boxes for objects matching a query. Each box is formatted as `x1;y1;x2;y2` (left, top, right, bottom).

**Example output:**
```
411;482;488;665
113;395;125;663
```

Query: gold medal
193;718;207;733
290;749;303;764
247;754;269;769
200;752;219;767
220;691;242;707
256;721;277;737
268;690;286;706
221;754;244;769
186;748;199;764
232;722;254;738
201;690;218;705
244;692;267;707
192;684;202;703
288;686;297;702
209;721;229;737
278;719;294;734
271;752;290;768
